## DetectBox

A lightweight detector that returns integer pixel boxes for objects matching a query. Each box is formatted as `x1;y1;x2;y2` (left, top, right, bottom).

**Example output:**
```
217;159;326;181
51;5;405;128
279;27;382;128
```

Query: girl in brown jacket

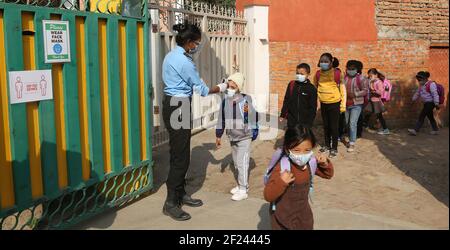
263;125;334;230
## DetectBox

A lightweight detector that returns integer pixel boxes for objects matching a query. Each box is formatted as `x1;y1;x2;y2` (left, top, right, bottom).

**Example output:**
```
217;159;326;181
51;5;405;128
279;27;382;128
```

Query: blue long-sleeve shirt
162;46;210;97
412;81;440;105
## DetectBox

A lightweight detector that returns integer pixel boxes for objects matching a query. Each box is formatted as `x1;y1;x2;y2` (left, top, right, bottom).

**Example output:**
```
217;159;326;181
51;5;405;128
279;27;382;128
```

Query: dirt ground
153;126;449;229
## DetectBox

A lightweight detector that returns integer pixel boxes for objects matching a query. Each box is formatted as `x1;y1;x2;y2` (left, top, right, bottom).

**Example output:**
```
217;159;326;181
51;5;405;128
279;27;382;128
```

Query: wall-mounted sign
43;20;71;63
9;70;53;104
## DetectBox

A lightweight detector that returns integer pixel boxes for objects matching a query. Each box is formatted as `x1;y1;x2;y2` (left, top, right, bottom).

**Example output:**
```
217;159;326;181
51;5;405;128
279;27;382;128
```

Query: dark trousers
321;102;340;150
338;112;346;138
377;113;388;130
415;102;438;131
363;102;388;130
162;95;192;204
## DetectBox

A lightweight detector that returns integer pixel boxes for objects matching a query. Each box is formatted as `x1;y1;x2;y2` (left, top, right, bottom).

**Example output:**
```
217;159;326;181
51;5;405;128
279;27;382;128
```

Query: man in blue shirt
161;22;227;221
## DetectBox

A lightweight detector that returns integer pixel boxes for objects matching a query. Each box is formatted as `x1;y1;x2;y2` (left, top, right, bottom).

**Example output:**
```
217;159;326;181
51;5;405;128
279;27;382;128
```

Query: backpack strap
289;80;296;97
280;156;291;173
315;70;321;85
308;157;317;176
238;94;247;123
221;98;226;126
425;81;435;93
316;69;341;87
334;68;341;87
264;149;284;185
267;149;283;172
356;74;362;90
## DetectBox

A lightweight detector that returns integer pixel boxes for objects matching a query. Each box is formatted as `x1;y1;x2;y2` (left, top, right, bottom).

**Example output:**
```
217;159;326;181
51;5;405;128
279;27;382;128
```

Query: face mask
189;45;200;55
288;151;314;167
347;70;357;77
320;63;330;71
226;88;236;98
296;74;307;82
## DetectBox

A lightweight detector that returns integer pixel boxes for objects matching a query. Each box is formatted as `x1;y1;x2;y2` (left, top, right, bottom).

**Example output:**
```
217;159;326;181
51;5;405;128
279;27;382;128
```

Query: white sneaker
230;186;239;195
231;190;248;201
347;144;355;153
408;129;417;136
377;129;390;135
430;131;439;135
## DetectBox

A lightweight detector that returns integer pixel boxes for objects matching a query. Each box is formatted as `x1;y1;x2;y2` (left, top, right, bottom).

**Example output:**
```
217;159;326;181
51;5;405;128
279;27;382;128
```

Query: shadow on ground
371;129;449;207
257;203;271;230
152;141;258;197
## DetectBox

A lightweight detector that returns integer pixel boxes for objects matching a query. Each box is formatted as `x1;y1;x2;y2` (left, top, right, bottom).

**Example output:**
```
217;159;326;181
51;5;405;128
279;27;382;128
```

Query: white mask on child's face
288;151;314;167
226;88;236;98
296;74;307;82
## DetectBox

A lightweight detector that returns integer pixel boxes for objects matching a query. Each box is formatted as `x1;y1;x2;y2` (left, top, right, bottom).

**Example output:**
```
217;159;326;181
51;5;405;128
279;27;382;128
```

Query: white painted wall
244;5;270;113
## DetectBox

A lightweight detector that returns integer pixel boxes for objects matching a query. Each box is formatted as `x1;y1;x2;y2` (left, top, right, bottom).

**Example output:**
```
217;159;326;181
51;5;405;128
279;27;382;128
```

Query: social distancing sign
43;20;71;63
9;70;53;104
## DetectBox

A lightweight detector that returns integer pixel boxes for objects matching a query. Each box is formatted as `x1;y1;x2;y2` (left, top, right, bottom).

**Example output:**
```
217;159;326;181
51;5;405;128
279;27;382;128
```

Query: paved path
74;127;449;230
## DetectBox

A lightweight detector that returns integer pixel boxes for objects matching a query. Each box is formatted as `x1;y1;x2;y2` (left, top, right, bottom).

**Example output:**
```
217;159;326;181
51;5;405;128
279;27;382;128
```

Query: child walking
263;125;334;230
355;60;368;138
280;63;318;128
314;53;346;158
344;60;368;152
216;72;259;201
408;71;441;136
365;68;390;135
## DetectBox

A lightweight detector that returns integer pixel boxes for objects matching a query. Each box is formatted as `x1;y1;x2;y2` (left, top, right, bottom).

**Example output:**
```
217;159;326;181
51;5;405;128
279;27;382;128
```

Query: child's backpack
425;81;445;105
381;79;393;103
315;68;342;88
264;149;317;211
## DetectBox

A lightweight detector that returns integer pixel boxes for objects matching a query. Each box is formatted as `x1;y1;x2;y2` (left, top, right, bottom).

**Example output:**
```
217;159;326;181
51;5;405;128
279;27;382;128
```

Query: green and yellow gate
0;1;153;229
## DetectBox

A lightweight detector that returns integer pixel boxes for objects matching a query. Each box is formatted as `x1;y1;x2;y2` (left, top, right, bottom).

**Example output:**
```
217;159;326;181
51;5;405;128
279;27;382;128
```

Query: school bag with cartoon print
264;148;317;211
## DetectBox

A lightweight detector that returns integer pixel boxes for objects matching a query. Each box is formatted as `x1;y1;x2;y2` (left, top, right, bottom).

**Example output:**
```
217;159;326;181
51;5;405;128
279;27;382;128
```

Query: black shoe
180;195;203;207
163;203;192;221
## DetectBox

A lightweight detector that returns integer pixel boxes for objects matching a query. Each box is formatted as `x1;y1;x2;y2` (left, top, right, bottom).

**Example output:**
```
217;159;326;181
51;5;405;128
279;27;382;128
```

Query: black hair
296;63;311;74
346;60;359;70
355;61;364;74
173;21;202;47
318;53;339;68
416;71;431;80
368;68;385;81
283;125;317;154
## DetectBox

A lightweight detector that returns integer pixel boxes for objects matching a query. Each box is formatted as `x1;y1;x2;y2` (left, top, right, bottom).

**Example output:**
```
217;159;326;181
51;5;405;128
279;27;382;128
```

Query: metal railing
0;0;146;15
0;0;153;229
148;0;249;148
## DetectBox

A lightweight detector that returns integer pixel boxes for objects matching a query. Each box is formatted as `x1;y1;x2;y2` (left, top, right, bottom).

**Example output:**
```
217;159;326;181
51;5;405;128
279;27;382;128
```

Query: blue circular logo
53;44;62;54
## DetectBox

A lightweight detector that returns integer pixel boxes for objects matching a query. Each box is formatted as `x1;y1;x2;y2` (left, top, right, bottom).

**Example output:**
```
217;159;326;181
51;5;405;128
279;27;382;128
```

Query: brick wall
267;0;449;128
376;0;449;43
269;40;430;128
429;47;450;126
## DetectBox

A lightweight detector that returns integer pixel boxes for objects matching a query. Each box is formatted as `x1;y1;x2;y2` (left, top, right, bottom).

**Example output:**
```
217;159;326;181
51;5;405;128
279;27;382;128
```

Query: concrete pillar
243;0;270;113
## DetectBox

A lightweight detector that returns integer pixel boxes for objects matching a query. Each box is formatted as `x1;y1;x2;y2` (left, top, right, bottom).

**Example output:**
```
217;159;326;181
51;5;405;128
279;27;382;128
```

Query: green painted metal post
34;10;60;199
61;12;83;188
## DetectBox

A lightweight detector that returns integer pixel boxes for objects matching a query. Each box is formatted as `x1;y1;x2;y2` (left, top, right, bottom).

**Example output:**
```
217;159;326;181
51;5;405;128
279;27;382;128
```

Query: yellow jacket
314;69;347;112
